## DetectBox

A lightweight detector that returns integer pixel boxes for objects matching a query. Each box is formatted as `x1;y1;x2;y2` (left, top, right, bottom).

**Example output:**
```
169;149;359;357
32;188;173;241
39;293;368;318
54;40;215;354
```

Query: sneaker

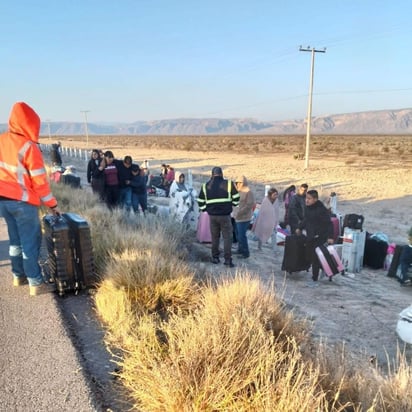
13;276;28;287
211;257;220;264
29;282;56;296
401;279;412;287
224;260;235;268
238;254;249;259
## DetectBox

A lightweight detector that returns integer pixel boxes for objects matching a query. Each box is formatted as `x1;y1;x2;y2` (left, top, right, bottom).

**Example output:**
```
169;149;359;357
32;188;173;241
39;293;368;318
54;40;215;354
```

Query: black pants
305;237;325;281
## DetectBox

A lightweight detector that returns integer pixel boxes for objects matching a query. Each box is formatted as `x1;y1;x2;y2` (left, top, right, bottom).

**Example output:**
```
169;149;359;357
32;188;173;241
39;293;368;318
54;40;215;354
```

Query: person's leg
221;215;233;263
209;215;221;260
140;193;148;213
270;229;278;252
305;238;319;281
3;202;43;286
236;221;244;254
400;246;412;284
0;202;25;281
124;187;132;212
131;192;139;214
236;221;249;257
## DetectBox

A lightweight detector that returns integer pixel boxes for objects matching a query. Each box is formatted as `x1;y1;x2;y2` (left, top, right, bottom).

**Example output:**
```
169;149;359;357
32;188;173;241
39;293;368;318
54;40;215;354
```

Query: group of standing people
197;167;281;268
285;183;334;282
197;169;334;281
86;149;149;214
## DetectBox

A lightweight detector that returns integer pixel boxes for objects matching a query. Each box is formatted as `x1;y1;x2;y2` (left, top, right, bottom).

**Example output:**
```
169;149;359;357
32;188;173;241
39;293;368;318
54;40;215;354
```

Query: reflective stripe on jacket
0;102;57;208
197;177;239;216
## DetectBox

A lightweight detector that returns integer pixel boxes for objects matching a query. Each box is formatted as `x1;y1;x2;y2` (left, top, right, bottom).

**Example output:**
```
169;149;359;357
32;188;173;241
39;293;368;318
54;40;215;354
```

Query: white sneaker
29;282;56;296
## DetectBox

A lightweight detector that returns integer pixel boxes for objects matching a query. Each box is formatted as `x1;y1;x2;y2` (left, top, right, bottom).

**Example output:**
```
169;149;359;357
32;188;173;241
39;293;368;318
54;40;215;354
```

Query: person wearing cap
197;167;240;267
0;102;60;296
233;175;255;259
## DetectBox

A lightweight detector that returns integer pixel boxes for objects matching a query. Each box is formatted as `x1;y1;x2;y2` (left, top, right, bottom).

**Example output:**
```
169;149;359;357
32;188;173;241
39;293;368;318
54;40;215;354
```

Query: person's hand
49;206;61;216
327;238;334;245
295;229;302;235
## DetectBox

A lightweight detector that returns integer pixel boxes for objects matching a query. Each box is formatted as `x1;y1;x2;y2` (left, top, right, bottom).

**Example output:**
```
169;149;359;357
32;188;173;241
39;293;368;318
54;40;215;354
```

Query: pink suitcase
196;212;212;243
331;217;340;243
315;244;344;279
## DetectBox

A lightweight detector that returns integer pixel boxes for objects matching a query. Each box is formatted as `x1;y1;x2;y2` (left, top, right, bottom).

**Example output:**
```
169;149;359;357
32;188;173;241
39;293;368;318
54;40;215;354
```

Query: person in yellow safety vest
0;102;60;296
197;166;240;267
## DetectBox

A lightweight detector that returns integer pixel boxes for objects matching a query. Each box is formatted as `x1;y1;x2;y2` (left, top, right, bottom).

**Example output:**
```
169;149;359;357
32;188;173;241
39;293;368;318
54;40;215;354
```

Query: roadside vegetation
59;134;412;164
47;179;412;411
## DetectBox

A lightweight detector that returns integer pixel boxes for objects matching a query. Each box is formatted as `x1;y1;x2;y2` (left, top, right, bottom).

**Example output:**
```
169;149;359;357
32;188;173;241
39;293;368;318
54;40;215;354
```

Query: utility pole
299;46;326;169
80;110;90;148
45;119;52;141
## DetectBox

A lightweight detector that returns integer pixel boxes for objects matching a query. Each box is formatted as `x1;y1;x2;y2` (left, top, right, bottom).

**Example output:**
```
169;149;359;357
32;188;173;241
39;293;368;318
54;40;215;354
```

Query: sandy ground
54;141;412;376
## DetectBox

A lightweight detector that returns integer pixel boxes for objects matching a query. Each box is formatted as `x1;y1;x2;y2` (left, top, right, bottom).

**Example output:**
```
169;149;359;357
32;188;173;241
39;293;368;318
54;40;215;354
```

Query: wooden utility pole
299;46;326;169
80;110;90;148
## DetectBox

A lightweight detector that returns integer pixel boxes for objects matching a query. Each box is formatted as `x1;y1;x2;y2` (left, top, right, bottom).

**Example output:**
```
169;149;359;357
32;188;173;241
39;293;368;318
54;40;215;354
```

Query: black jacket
50;144;62;166
288;194;306;231
300;200;333;242
197;176;240;216
87;158;101;183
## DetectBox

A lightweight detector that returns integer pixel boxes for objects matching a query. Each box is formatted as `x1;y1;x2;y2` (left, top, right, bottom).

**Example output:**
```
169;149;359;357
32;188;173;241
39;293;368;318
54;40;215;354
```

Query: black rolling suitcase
42;213;96;296
281;234;311;273
42;215;77;295
363;236;388;269
387;244;405;278
62;212;96;289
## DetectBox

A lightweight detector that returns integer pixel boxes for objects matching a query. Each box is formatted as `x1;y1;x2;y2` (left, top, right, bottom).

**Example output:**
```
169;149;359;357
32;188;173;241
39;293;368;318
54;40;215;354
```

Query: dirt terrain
50;135;412;384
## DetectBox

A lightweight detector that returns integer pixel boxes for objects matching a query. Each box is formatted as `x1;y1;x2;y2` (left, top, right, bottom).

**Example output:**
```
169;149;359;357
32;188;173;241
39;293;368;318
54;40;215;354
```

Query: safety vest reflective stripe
200;180;232;205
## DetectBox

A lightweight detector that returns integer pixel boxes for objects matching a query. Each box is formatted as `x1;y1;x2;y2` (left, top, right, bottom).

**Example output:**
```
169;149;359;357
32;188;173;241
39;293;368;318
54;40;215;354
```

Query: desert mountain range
2;108;412;135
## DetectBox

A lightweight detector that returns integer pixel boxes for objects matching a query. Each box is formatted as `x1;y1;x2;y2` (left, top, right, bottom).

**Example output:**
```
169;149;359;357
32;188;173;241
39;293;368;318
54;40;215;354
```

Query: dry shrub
95;248;198;347
115;275;351;411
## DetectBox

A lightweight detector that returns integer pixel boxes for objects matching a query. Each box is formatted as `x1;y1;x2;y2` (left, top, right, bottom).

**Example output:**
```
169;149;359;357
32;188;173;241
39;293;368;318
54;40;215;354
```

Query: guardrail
40;144;90;161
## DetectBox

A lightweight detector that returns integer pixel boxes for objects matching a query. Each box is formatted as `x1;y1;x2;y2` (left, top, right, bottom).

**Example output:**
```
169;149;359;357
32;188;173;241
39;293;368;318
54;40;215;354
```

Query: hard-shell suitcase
197;212;212;243
315;244;344;279
281;234;310;273
330;217;340;243
42;215;77;296
62;213;96;288
387;244;404;278
363;236;388;269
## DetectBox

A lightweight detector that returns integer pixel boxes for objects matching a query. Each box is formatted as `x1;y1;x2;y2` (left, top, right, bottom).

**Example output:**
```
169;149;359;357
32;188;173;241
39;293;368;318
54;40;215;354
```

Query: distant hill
2;108;412;135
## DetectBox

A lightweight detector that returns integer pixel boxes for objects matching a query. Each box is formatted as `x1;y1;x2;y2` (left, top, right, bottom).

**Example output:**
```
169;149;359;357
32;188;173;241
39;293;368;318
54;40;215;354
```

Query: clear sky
1;0;411;123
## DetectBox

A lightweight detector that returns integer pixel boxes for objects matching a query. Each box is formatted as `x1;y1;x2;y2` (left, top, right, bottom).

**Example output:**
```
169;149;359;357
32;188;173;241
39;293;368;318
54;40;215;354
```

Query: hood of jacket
174;171;184;183
236;175;248;186
8;102;40;143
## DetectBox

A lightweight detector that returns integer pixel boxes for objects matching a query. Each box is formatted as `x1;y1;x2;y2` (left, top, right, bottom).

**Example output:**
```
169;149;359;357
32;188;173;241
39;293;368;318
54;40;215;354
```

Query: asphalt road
0;218;100;411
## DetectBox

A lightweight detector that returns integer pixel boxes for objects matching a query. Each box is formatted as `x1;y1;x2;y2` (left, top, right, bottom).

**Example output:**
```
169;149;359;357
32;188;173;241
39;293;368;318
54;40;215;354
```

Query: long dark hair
282;185;295;201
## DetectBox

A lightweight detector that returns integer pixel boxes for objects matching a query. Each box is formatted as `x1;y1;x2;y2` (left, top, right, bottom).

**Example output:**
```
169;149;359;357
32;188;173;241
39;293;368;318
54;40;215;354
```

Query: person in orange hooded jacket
0;102;60;296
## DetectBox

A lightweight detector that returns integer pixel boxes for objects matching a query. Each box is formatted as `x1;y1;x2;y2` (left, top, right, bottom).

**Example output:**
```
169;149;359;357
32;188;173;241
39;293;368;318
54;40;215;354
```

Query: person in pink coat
252;187;280;251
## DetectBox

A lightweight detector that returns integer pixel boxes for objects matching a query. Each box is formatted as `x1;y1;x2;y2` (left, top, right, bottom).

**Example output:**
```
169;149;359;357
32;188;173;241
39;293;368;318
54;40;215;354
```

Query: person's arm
230;181;240;207
197;185;207;211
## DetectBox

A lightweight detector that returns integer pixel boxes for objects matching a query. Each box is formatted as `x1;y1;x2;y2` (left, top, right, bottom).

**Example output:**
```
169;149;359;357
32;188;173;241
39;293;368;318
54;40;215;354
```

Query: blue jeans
0;201;43;286
132;192;148;213
236;221;250;257
119;187;132;212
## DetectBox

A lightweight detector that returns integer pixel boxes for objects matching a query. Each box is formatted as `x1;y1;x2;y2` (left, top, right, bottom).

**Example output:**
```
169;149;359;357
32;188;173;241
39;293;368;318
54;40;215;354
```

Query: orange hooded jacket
0;102;57;208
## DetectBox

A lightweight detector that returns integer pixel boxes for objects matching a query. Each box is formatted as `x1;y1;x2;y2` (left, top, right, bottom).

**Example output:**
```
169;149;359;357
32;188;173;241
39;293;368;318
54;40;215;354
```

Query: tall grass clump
115;275;357;411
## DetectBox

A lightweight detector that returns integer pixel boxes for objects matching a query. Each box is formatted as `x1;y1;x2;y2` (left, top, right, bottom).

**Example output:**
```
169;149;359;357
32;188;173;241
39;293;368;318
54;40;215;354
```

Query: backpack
342;214;364;232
